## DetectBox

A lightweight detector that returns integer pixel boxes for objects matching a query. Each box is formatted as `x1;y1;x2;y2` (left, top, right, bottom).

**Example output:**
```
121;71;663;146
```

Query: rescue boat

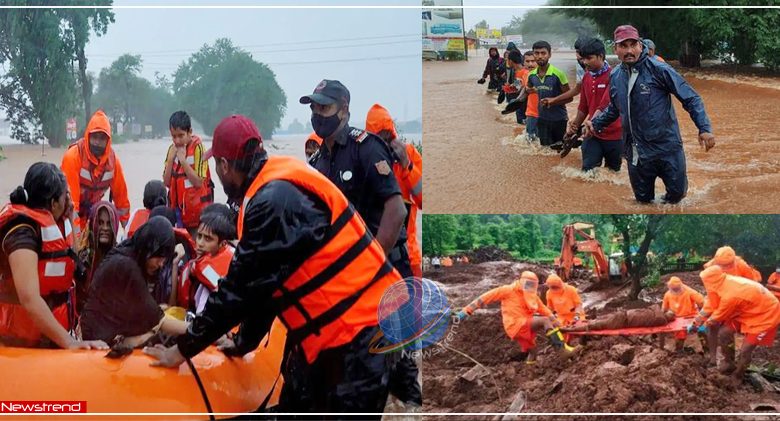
0;320;286;419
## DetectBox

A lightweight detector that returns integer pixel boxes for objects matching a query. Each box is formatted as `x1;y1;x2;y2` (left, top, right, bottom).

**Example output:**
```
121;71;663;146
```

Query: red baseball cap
206;115;262;160
613;25;640;44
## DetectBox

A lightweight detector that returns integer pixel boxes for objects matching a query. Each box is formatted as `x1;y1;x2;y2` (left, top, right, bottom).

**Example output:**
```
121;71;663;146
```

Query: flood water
0;135;309;207
0;132;423;240
424;50;780;214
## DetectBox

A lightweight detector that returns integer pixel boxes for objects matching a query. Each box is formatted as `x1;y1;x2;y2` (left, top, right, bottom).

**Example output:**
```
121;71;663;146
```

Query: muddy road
424;52;780;214
424;261;780;415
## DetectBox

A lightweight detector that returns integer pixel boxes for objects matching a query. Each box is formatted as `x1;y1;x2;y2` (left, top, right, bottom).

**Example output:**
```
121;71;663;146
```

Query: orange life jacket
70;139;116;219
237;156;401;364
125;208;150;239
173;228;197;309
192;245;234;293
0;204;76;346
169;136;214;228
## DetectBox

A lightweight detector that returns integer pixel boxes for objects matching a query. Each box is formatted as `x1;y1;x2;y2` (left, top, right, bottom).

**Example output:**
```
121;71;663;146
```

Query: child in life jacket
176;204;236;316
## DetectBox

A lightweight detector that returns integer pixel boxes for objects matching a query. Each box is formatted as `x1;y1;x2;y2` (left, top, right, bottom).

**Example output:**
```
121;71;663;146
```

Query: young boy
565;38;623;172
521;51;539;141
501;50;528;125
163;111;214;236
175;204;236;315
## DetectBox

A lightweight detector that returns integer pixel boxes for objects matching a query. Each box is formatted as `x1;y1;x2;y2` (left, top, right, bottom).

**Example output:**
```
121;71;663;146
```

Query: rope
185;357;215;421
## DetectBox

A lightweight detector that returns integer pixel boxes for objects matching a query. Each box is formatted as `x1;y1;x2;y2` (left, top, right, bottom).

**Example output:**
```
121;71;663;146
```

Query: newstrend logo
0;401;86;413
369;277;452;355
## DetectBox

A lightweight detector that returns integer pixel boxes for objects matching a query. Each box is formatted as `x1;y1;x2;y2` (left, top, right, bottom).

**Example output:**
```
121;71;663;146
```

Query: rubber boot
546;327;577;353
720;342;736;374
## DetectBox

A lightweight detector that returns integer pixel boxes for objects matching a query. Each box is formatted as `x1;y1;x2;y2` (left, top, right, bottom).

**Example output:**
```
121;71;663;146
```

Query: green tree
93;55;176;138
555;0;780;69
608;214;665;300
173;38;286;137
454;214;478;251
422;215;456;256
0;3;113;146
59;3;114;129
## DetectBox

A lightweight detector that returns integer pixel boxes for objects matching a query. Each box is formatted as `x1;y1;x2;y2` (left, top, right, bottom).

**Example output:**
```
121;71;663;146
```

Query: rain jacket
768;272;780;299
61;110;130;229
662;284;704;318
591;44;712;164
703;249;761;282
464;280;553;339
482;47;506;83
701;267;780;334
545;283;583;326
365;104;423;277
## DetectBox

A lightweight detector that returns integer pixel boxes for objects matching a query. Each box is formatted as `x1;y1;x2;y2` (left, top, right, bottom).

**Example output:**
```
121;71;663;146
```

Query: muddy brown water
424;54;780;214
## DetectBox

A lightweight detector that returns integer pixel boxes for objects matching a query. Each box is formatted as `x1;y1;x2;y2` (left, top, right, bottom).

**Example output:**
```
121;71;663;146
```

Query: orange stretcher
567;317;696;336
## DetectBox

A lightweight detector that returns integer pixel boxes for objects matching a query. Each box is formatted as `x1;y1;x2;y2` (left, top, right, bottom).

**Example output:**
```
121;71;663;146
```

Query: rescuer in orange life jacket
60;110;130;238
144;114;404;414
0;162;108;350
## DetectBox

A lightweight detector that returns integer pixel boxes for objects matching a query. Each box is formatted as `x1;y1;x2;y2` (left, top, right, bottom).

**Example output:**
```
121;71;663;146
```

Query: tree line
0;4;286;147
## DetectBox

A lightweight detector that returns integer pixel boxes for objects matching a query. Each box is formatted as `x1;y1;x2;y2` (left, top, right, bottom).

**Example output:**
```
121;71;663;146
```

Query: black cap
299;79;351;106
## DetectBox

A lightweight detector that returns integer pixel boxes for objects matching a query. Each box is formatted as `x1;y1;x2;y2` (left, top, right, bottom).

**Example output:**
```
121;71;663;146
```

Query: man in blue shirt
585;25;716;204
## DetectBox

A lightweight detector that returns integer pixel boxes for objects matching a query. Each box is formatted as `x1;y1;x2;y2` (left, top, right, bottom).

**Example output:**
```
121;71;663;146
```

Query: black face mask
90;144;106;158
311;112;341;139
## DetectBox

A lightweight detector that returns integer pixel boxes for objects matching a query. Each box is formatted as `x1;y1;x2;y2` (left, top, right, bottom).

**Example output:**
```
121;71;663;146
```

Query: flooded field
424;52;780;214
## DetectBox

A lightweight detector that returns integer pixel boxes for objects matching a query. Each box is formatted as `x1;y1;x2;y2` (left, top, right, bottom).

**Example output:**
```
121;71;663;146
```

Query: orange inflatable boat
0;320;287;419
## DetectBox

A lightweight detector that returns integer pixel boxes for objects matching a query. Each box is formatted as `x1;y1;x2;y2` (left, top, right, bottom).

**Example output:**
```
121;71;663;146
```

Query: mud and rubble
424;261;780;416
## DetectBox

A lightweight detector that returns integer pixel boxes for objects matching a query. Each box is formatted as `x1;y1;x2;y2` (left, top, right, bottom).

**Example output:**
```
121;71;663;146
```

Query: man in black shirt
304;80;410;278
144;115;401;414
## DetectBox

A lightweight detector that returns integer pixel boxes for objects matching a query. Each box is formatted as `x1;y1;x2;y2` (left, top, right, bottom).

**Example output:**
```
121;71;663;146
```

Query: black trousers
276;326;391;418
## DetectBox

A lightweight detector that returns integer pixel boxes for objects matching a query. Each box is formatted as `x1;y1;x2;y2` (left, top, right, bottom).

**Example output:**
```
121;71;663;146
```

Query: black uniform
309;125;422;406
309;125;412;279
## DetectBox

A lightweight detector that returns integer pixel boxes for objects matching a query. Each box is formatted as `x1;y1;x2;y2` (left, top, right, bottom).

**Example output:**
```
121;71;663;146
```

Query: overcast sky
462;0;546;31
83;0;421;131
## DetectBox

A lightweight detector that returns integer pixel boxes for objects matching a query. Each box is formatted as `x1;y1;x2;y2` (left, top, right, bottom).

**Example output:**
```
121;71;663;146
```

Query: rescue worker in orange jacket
0;162;108;350
124;180;167;241
695;265;780;383
305;131;322;160
544;274;585;326
144;115;403;413
163;111;214;236
766;267;780;299
366;104;423;279
703;246;761;281
661;276;704;351
456;271;576;364
60;110;130;237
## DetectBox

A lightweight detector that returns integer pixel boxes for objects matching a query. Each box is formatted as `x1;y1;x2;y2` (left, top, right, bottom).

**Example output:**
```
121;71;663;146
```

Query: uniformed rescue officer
302;80;422;407
302;80;410;277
